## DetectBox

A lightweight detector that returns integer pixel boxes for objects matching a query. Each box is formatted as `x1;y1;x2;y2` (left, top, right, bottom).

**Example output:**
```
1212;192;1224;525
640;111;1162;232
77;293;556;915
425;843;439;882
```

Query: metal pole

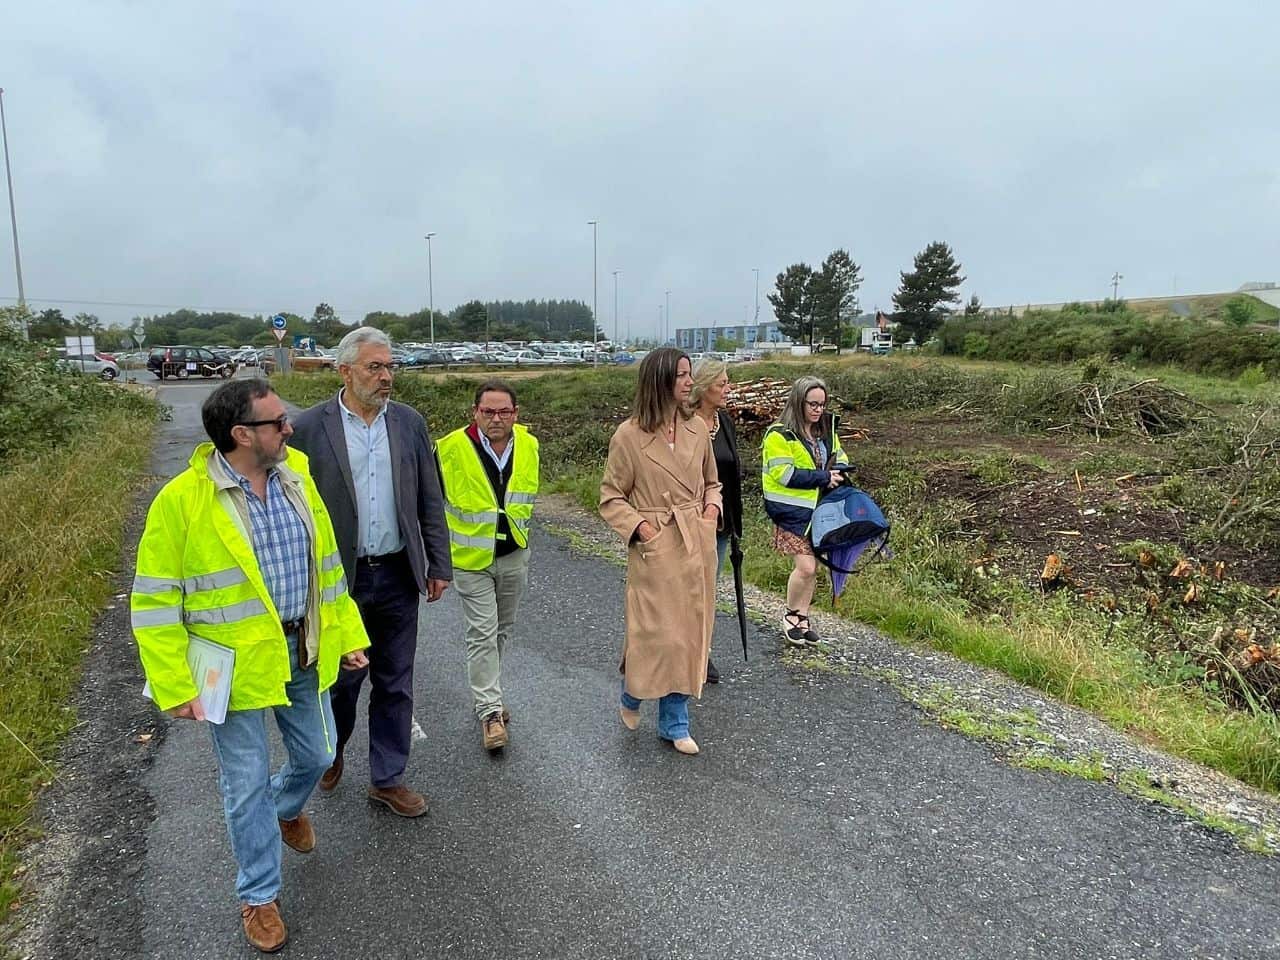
0;88;27;339
612;270;620;349
665;290;670;345
588;220;598;366
658;304;663;346
425;233;436;344
753;267;760;345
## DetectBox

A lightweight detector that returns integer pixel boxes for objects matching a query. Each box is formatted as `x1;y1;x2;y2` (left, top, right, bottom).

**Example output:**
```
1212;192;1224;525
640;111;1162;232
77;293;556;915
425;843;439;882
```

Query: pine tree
813;249;863;354
768;264;817;347
964;293;983;317
892;242;965;344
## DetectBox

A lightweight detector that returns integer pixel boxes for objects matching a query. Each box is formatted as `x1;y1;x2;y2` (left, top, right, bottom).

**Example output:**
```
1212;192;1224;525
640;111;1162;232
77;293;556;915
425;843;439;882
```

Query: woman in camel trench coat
600;347;722;755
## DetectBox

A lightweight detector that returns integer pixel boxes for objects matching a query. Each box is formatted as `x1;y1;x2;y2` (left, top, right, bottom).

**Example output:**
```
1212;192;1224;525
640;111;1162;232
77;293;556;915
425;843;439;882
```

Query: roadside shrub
1222;296;1256;328
0;321;160;469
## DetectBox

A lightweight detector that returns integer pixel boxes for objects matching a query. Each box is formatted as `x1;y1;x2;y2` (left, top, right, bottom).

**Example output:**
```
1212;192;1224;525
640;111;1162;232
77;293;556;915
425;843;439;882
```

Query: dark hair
202;378;275;453
631;347;691;434
473;379;518;407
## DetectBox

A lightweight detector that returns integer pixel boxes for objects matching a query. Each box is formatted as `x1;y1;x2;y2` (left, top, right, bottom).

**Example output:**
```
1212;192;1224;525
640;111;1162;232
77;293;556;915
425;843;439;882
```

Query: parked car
612;351;637;365
57;351;121;380
289;348;337;373
147;346;237;380
508;349;558;366
403;348;451;368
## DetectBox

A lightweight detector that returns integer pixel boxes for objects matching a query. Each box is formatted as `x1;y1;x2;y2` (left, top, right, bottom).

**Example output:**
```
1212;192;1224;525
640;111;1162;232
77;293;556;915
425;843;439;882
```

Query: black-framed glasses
805;400;827;410
237;414;290;431
357;361;400;374
477;407;517;419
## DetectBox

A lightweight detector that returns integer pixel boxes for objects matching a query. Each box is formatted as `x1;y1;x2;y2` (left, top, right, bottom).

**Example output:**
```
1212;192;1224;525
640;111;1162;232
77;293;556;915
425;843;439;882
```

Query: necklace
707;412;720;441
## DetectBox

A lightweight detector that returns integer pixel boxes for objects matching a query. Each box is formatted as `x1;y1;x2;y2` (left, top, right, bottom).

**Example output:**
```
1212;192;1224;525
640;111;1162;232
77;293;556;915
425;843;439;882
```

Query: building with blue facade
674;321;785;350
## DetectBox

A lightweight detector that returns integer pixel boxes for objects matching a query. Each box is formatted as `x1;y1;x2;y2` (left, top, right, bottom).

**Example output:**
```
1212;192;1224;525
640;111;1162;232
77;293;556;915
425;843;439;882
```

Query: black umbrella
729;534;748;660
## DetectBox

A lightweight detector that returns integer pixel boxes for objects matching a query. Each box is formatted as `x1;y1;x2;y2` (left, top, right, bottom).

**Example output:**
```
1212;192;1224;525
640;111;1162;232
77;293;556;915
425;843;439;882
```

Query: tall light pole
1110;271;1123;301
612;269;620;349
664;289;671;345
0;88;27;339
588;220;598;367
752;267;760;345
424;233;437;344
658;304;664;346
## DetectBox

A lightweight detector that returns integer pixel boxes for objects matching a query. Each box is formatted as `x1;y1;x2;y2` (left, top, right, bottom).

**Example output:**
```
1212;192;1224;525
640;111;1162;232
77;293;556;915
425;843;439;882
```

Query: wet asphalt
23;374;1280;960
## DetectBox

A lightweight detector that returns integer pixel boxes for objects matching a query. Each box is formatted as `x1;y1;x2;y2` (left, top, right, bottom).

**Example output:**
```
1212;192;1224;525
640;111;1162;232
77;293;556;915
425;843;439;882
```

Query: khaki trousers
453;548;530;718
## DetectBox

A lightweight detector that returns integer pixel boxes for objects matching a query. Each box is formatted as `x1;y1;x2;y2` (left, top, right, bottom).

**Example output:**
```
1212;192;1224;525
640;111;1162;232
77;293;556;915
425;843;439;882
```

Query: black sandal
798;614;822;645
782;608;807;647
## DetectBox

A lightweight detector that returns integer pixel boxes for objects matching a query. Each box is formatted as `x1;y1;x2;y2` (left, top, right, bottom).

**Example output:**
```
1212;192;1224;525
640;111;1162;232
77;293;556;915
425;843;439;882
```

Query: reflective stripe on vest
321;550;343;573
132;606;183;629
764;490;817;509
133;575;180;595
184;567;248;594
445;503;501;525
185;596;271;626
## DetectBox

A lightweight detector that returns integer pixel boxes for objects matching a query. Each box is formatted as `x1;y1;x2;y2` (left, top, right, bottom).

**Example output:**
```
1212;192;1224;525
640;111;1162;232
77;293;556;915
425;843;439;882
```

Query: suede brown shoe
481;711;508;751
241;900;287;953
318;752;343;792
278;812;315;853
367;784;429;818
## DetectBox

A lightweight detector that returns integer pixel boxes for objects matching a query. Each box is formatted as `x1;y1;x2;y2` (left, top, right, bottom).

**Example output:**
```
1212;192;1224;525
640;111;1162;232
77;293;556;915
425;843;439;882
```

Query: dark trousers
330;551;420;788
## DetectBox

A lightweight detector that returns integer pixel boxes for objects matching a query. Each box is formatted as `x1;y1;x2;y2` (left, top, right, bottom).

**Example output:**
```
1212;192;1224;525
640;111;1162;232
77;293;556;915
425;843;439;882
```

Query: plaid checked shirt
217;452;310;623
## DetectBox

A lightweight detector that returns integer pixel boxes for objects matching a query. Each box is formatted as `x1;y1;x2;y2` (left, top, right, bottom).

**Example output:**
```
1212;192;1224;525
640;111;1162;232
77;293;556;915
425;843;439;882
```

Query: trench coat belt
637;493;703;556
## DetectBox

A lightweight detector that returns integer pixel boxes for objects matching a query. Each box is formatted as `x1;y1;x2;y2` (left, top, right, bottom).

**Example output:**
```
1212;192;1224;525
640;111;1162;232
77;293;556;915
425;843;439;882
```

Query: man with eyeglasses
436;379;540;750
290;327;452;818
130;378;370;952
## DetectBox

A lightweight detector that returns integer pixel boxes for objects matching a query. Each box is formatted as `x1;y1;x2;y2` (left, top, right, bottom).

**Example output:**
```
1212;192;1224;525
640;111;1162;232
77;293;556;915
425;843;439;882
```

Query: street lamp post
752;267;760;345
664;290;670;345
612;270;620;349
424;232;436;344
0;88;27;339
658;304;663;346
588;220;598;367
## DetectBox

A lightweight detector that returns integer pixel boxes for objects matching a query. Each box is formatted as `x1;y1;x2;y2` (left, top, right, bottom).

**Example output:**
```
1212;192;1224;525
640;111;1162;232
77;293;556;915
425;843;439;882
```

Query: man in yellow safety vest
436;379;540;751
130;378;369;953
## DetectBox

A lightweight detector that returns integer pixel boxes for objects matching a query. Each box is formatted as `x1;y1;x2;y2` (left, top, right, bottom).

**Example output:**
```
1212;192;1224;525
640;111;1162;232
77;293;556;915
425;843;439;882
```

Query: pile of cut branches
1043;378;1213;440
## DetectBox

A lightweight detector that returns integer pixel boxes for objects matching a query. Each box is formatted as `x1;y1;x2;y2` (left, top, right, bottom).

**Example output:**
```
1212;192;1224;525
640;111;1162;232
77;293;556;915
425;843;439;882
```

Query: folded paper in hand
141;636;235;724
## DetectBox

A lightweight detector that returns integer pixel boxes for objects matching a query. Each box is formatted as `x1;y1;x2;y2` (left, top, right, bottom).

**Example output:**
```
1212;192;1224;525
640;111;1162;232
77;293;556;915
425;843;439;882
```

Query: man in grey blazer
289;326;452;818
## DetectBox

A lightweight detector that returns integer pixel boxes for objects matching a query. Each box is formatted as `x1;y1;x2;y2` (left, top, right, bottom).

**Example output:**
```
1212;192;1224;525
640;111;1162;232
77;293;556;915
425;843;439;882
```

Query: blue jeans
620;679;691;741
716;531;730;575
208;631;335;905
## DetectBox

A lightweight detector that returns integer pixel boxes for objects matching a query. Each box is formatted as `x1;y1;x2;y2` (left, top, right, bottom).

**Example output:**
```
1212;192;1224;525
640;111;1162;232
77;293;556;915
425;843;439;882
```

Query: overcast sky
2;1;1278;338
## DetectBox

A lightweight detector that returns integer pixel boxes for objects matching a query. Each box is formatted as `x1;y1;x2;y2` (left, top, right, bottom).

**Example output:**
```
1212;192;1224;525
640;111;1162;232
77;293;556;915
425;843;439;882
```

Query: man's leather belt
281;618;304;635
357;550;405;568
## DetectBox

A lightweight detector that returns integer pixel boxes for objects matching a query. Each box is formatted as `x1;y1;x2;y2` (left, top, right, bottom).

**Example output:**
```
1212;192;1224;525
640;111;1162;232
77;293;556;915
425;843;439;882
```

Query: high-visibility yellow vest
761;420;848;515
130;443;369;712
436;424;540;571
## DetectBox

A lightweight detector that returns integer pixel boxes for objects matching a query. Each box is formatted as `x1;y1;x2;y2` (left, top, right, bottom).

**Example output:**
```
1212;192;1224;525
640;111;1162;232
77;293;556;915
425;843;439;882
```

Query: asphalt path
23;375;1280;960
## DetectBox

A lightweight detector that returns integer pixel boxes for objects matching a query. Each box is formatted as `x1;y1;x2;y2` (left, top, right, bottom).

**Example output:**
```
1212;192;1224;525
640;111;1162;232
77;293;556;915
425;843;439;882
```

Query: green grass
0;410;158;928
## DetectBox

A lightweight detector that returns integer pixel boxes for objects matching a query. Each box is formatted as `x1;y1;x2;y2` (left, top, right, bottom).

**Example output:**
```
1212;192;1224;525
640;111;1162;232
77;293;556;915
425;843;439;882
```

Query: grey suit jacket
290;395;453;593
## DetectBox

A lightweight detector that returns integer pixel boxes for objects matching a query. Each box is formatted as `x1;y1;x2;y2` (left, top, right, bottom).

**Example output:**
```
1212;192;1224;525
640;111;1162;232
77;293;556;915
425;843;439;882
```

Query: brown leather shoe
278;812;314;853
319;752;343;792
241;900;287;953
367;784;429;818
481;711;508;751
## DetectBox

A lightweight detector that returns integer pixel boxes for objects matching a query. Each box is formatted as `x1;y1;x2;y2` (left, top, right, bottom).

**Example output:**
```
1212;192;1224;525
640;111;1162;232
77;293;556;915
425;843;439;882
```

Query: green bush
962;332;990;359
0;316;160;469
938;307;1280;379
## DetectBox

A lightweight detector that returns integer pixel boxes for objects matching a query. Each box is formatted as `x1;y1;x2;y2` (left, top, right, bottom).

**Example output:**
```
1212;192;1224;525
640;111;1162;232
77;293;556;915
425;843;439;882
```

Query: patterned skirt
771;525;814;557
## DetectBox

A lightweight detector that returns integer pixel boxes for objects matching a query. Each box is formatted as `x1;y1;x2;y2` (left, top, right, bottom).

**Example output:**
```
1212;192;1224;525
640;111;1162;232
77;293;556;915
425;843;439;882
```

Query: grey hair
779;376;828;437
688;357;729;409
335;326;393;366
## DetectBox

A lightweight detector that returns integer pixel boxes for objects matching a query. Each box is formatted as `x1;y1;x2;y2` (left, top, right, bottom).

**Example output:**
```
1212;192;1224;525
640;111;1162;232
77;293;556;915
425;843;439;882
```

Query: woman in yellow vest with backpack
760;375;847;646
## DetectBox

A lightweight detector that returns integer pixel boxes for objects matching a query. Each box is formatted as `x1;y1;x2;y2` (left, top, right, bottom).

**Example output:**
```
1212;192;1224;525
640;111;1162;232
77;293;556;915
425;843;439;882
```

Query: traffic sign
271;314;287;330
273;328;287;343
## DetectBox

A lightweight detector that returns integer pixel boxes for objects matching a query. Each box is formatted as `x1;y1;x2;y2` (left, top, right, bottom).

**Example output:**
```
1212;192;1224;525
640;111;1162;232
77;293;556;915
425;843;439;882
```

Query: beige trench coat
599;415;723;700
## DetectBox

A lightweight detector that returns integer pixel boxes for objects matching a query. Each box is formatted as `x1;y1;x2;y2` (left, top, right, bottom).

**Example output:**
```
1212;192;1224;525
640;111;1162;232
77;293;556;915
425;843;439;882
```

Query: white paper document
142;636;236;724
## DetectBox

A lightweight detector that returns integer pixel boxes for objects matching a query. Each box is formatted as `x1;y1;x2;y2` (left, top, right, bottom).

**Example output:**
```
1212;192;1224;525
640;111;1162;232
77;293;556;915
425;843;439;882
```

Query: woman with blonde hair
600;347;722;755
760;376;847;645
689;357;742;683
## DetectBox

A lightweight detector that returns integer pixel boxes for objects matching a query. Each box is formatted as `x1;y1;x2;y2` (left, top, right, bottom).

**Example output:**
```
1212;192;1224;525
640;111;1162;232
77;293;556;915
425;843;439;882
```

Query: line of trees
14;298;600;349
768;241;966;350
